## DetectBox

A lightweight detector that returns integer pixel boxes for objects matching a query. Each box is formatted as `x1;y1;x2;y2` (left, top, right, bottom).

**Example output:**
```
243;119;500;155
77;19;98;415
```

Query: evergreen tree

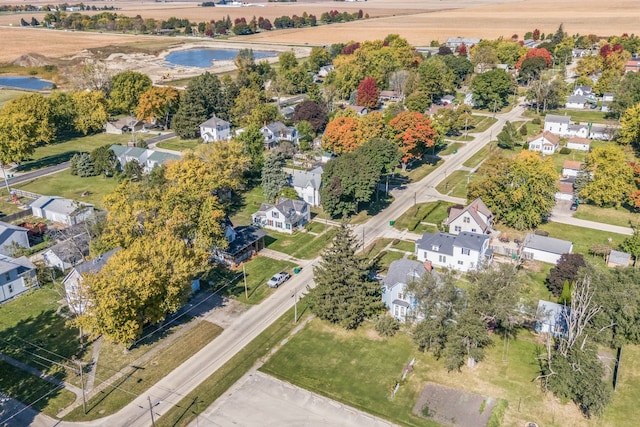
307;224;384;329
71;153;96;177
90;145;118;177
261;151;288;202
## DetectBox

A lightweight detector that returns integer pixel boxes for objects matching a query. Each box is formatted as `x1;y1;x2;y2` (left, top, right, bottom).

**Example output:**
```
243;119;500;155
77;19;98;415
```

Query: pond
0;76;53;90
165;48;277;68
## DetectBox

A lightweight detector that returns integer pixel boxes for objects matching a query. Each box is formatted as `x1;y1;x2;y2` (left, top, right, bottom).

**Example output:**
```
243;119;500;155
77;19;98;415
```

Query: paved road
550;204;633;235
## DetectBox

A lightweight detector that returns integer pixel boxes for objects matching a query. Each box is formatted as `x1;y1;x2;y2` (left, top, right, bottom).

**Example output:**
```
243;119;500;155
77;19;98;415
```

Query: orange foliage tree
516;47;552;69
322;116;360;154
388;111;438;171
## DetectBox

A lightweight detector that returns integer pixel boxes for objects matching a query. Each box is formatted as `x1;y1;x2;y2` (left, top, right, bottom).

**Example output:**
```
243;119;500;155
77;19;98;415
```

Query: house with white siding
252;198;310;234
444;198;494;235
528;132;560;155
521;233;573;264
199;116;231;142
535;300;569;337
290;166;323;207
415;231;491;272
62;248;119;314
0;255;37;304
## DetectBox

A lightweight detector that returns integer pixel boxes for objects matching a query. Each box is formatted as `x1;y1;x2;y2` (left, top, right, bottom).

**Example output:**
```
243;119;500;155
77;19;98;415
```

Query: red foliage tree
600;44;612;58
341;42;360;55
356;77;380;108
532;28;540;41
457;42;468;56
388;111;438;171
516;47;552;69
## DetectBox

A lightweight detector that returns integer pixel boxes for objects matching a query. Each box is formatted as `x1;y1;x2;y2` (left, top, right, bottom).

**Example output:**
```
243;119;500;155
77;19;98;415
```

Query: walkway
549;204;633;236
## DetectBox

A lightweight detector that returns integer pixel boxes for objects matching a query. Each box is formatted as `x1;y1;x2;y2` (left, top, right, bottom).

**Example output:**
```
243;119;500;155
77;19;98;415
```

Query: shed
535;300;569;337
607;250;631;268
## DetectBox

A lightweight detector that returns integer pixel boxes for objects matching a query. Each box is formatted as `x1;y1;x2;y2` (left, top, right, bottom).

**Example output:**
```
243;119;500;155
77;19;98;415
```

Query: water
165;49;276;68
0;76;53;90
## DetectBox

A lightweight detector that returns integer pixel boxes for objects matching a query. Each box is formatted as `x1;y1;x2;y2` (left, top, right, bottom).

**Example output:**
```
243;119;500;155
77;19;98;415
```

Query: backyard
265;227;336;260
392;201;456;234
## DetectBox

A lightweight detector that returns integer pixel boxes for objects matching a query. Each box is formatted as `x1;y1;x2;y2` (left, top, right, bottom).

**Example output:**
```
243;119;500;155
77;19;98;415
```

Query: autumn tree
136;86;180;129
355;77;379;108
580;146;635;207
193;140;251;196
307;223;384;329
618;102;640;146
322;116;360;154
109;71;152;114
73;90;109;135
388;111;438;171
236;124;265;174
546;253;586;297
292;100;328;132
516;47;552;69
417;56;456;101
470;44;498;73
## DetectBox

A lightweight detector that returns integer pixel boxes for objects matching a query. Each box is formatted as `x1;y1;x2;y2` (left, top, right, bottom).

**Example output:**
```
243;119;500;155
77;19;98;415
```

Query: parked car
267;271;291;288
570;202;579;211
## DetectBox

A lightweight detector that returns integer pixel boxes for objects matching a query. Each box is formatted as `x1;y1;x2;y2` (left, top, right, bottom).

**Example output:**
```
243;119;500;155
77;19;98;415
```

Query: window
307;196;313;203
423;251;427;259
457;260;464;265
268;220;273;226
438;255;446;263
398;292;404;300
286;224;291;230
471;228;477;233
461;248;470;255
4;273;9;281
276;222;283;228
454;225;461;232
394;305;399;316
8;284;13;293
271;211;279;218
431;245;439;251
463;217;470;223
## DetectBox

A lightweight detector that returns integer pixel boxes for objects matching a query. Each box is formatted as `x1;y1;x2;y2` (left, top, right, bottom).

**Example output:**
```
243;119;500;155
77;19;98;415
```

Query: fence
1;208;33;223
10;189;42;200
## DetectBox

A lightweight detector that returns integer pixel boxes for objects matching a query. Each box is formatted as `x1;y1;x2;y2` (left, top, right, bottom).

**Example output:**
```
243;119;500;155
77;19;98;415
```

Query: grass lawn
392;239;416;252
537;222;627;256
305;221;327;234
14;170;119;208
64;320;223;421
229;186;266;226
599;345;640;426
363;238;393;262
469;115;498;133
435;170;475;198
265;228;336;260
399;157;442;183
463;145;492;169
548;150;588;174
0;89;25;107
550;109;610;124
393;201;455;232
229;256;295;305
18;133;131;172
155;138;200;152
438;142;465;155
574;204;640;228
155;304;308;427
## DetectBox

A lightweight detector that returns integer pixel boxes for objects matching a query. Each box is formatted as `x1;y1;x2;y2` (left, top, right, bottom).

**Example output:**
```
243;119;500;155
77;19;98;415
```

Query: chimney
474;203;478;213
424;261;432;272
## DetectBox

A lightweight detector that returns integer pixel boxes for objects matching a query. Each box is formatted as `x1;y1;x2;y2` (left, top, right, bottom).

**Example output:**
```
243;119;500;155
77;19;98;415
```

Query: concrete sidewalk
549;205;633;236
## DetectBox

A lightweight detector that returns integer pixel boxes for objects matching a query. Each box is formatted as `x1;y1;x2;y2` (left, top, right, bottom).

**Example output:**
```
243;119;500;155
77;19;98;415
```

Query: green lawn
549;109;611;124
391;239;416;253
392;201;455;233
18;133;131;172
537;222;627;256
398;157;442;182
229;256;295;305
0;89;25;107
265;228;336;260
229;186;267;226
549;150;588;173
469;115;498;133
436;170;475;198
574;204;640;228
155;138;200;152
438;142;464;155
14;170;119;208
463;145;492;169
305;221;327;234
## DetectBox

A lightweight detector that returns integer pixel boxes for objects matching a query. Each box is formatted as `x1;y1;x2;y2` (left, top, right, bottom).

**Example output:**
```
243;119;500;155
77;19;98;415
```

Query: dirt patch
413;382;496;427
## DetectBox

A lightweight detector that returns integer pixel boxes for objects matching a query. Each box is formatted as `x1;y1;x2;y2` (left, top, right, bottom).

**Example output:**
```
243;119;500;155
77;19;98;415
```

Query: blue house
381;259;427;322
535;300;570;337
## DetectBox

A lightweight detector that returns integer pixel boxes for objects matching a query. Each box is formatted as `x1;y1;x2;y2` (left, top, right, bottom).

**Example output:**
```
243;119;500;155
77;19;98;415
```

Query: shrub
375;316;400;337
534;229;549;236
531;117;541;125
559;147;571;154
392;239;400;246
487;399;508;427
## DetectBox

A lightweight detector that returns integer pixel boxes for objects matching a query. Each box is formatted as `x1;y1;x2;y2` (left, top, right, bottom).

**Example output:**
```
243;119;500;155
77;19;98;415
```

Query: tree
470;44;498;73
295;120;315;146
172;72;226;139
306;224;384;329
306;46;332;72
109;71;152;114
193;140;250;195
404;91;431;113
417;56;455;101
516;47;553;69
519;56;549;81
546;253;586;297
292;100;328;133
526;73;566;112
278;51;298;71
580;146;635;207
444;308;493;371
90;145;118;177
496;121;522;149
355;77;379;108
620;225;640;265
236;124;265;174
73;90;109;135
468;151;557;230
136;86;180;129
441;55;474;86
122;160;143;182
388;111;438;171
231;87;266;127
496;41;527;67
552;24;565;44
322;116;360;154
618;102;640;146
262;152;288;202
470;69;513;110
610;72;640;117
70;153;95;177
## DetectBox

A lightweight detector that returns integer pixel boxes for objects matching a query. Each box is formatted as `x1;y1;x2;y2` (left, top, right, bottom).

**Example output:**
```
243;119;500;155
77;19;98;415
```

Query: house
601;101;611;113
607;250;631;268
415;231;491;272
252;198;310;234
588;124;615;141
211;219;266;266
562;160;583;178
572;48;591;58
0;255;38;304
280;105;296;120
379;90;404;103
544;114;571;135
535;300;569;337
105;116;144;135
602;92;615;103
346;105;368;116
567;124;589;138
528;132;560;155
555;181;575;201
523;39;541;49
261;122;298;149
30;196;94;226
110;145;180;173
445;37;481;49
62;248;119;314
440;95;455;105
573;86;593;98
565;95;587;110
291;166;323;206
566;137;590;152
522;233;573;264
381;259;427;322
317;65;334;78
199;116;231;142
463;93;475;107
0;222;29;257
42;233;90;271
625;57;640;73
444;198;494;235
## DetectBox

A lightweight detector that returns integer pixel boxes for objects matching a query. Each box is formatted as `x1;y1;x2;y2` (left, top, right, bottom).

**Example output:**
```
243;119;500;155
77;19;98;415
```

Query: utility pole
77;360;86;414
243;264;248;300
292;288;298;323
148;396;156;427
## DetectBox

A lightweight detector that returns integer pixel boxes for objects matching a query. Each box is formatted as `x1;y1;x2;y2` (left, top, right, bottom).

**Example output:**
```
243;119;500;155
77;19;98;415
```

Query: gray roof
545;114;571;124
0;255;34;276
200;116;230;128
523;233;572;255
110;144;128;157
383;259;426;289
30;196;93;216
46;233;90;265
147;150;180;164
74;248;120;275
445;198;493;232
537;299;569;331
254;198;309;224
291;167;323;191
567;95;586;104
263;121;288;134
609;250;631;266
416;231;489;256
0;221;28;242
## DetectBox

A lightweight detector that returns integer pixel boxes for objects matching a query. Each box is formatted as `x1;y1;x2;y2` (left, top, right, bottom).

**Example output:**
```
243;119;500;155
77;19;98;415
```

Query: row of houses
199;117;298;148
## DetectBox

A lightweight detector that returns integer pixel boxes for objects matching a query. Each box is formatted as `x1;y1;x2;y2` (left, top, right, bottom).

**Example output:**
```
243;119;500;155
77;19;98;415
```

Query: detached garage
522;233;573;264
30;196;94;226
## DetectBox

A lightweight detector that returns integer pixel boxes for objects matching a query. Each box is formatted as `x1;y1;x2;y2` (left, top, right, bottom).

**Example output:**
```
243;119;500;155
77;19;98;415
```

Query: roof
30;196;93;216
383;259;426;289
263;121;289;134
108;116;141;129
347;105;367;114
291;167;323;191
45;233;90;265
416;231;489;255
603;92;614;97
0;221;28;237
529;131;560;145
74;248;120;275
575;85;592;93
446;37;481;44
545;114;571;124
441;95;455;102
379;90;402;98
567;137;590;145
558;181;574;194
567;95;586;104
445;198;493;232
563;160;582;170
224;226;266;256
609;250;631;266
523;233;572;255
200;116;230;128
147;150;180;164
0;255;34;276
254;198;309;223
537;299;569;329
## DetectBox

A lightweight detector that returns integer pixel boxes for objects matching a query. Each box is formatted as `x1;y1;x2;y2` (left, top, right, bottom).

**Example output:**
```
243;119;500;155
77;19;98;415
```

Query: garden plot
413;382;496;427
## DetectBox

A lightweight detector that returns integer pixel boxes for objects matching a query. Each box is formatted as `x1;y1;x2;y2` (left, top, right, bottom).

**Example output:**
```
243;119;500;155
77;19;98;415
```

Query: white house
544;114;571;135
62;248;119;314
381;259;427;322
261;122;298;149
555;181;575;201
562;160;582;178
291;166;323;206
588;124;615;141
199;116;231;142
567;124;589;138
528;131;560;155
566;137;590;151
565;95;587;110
522;233;573;264
440;95;455;105
445;37;481;49
379;90;404;103
444;198;494;235
30;196;94;226
602;92;615;102
415;231;491;272
252;198;310;234
535;300;569;337
0;222;29;257
0;255;38;304
110;145;180;174
42;233;90;271
573;85;593;98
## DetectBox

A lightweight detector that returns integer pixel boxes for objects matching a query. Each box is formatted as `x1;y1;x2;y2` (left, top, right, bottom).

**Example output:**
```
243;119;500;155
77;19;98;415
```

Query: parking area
189;371;396;427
